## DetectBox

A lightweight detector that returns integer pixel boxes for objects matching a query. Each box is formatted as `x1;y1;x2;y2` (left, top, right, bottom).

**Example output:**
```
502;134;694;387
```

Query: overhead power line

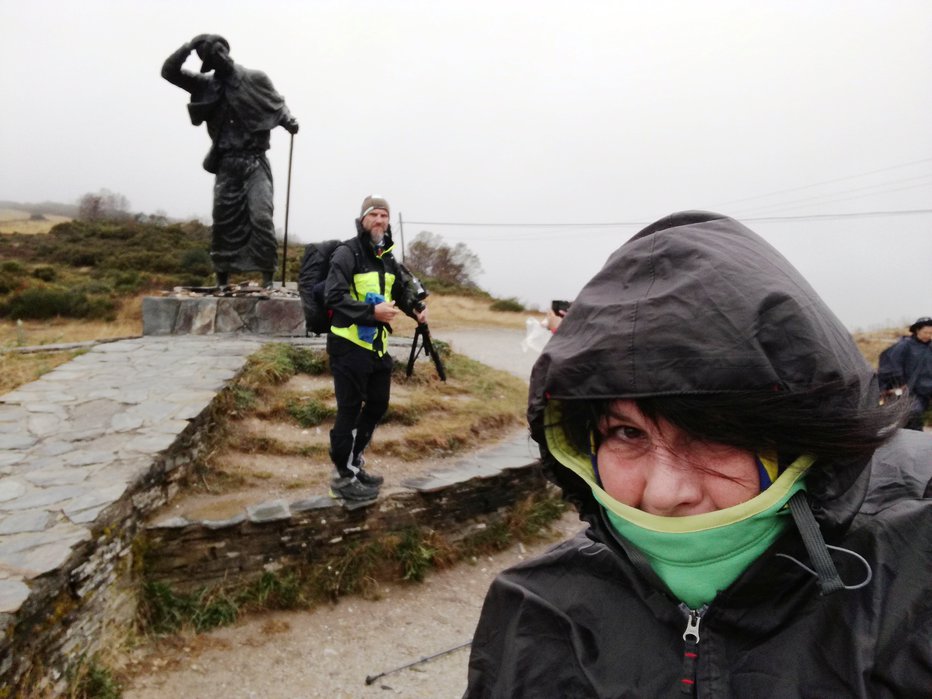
731;175;932;217
405;208;932;229
709;156;932;209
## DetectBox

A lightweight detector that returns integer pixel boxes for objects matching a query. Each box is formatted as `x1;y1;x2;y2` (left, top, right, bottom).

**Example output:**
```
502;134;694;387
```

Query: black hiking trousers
327;336;393;477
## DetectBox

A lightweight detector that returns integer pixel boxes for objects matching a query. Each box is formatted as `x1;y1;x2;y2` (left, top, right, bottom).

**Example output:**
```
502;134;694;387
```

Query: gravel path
123;515;582;699
121;327;582;698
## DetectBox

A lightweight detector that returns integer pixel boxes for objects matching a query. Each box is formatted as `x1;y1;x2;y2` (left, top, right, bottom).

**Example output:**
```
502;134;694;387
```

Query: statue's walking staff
280;132;295;285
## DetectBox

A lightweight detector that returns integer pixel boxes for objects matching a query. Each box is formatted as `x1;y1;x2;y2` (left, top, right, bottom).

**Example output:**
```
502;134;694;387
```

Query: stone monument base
143;294;305;336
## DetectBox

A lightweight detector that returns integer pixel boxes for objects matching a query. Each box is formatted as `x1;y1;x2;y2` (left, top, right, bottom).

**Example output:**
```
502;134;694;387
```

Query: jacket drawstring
779;490;873;594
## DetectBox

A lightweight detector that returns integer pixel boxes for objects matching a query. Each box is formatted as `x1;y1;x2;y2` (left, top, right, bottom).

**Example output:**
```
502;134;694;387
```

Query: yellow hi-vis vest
330;266;397;356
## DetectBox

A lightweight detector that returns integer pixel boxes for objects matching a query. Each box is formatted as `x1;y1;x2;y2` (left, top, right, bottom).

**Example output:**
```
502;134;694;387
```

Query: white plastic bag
521;317;552;354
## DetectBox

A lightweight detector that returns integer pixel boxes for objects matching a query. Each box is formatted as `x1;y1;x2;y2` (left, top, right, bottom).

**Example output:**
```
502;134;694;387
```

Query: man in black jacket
324;196;427;501
878;316;932;430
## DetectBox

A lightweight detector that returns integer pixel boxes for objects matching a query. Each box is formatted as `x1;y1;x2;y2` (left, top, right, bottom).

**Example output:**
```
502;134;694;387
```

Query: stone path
0;335;271;616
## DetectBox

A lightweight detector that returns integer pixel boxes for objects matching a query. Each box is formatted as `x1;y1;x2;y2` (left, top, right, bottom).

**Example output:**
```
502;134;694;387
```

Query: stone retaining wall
3;404;223;696
143;464;546;593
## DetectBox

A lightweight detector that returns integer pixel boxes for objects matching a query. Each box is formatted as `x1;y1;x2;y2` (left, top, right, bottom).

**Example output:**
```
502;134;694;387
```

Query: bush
31;265;56;282
112;270;143;293
0;263;25;294
0;288;116;320
489;297;525;313
180;248;213;277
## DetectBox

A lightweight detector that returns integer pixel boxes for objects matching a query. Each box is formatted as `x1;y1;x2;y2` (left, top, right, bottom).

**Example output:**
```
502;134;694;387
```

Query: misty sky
2;0;930;330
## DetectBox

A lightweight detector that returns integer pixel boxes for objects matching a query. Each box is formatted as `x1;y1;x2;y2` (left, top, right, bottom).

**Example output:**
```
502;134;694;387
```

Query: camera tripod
406;323;447;381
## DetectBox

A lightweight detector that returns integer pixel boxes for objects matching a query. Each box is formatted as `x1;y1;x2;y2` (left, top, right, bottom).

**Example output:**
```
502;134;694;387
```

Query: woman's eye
608;425;645;443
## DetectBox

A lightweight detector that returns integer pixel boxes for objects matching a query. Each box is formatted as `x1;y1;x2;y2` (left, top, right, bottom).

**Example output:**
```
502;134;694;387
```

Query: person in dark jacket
878;316;932;431
465;212;932;698
324;195;427;501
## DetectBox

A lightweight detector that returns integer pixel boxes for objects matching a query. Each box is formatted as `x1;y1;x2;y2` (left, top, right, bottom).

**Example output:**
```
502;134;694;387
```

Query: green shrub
112;270;143;293
489;297;525;313
0;272;23;295
1;260;25;274
0;288;116;320
180;248;213;277
59;246;102;267
31;265;56;282
76;279;115;295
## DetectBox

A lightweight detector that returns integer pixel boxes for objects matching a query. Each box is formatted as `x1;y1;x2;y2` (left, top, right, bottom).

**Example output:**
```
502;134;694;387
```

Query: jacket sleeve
877;340;907;389
324;244;376;326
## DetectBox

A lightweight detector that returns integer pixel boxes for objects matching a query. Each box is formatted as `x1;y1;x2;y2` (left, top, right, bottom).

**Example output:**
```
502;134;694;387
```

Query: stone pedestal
143;296;305;336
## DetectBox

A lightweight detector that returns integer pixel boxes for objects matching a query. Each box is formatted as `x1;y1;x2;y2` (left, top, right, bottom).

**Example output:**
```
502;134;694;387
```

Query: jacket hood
529;211;877;522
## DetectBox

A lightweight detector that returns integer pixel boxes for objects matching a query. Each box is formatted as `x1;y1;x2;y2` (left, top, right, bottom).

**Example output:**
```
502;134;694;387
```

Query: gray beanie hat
360;195;390;218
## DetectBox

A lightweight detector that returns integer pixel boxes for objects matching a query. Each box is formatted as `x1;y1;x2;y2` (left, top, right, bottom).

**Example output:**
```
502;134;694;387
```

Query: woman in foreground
465;212;931;697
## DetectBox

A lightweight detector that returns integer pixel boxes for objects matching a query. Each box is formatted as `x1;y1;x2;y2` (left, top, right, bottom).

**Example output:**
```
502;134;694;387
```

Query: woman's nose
639;449;705;516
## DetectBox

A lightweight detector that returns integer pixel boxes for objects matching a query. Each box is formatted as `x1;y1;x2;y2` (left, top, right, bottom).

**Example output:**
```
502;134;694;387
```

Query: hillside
0;215;913;393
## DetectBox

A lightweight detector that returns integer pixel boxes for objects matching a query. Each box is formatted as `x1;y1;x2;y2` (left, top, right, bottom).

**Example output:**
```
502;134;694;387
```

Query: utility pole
398;211;406;261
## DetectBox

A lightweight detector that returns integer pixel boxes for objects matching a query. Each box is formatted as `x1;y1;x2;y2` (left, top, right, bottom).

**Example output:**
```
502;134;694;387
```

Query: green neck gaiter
597;459;810;608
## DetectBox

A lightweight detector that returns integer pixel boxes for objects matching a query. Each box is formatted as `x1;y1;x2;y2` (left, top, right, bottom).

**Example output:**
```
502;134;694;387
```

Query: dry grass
0;208;70;235
393;294;527;333
853;327;907;368
0;350;84;395
0;296;143;395
0;295;143;349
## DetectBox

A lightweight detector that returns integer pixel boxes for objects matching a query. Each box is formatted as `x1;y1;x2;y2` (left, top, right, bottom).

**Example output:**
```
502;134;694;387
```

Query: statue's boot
262;271;274;289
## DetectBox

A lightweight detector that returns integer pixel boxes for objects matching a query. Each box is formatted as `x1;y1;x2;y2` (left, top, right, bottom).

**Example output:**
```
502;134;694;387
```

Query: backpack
297;239;344;335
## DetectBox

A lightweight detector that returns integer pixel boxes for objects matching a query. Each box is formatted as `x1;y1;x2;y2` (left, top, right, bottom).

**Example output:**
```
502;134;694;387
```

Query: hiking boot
329;476;380;502
350;454;384;487
354;468;384;487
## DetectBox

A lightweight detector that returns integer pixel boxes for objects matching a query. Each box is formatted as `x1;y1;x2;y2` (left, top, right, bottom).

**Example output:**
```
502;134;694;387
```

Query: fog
2;0;930;329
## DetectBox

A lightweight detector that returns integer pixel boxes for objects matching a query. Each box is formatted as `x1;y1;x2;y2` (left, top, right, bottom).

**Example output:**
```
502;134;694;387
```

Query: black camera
551;299;571;315
399;263;429;312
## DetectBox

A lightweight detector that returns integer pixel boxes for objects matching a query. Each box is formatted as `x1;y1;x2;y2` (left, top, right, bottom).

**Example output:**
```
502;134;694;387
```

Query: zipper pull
683;609;701;644
680;608;702;695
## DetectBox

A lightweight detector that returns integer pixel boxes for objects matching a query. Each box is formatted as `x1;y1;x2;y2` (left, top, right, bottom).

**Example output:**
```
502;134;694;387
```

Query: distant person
878;316;932;430
161;34;299;288
466;212;931;696
324;196;428;501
